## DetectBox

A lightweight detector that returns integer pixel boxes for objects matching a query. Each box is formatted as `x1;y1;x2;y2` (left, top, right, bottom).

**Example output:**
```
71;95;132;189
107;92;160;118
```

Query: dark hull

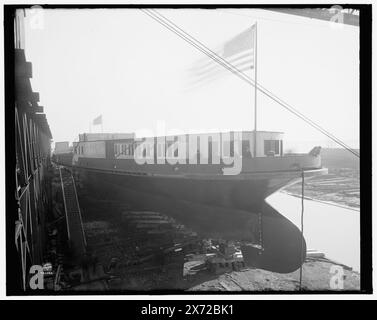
74;167;323;273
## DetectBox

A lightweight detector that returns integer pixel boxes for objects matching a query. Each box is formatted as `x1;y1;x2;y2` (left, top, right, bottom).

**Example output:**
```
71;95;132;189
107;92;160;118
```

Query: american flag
189;24;256;86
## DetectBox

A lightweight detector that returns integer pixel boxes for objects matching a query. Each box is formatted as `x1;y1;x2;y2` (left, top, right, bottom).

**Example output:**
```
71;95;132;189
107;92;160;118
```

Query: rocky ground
71;212;361;292
187;259;360;292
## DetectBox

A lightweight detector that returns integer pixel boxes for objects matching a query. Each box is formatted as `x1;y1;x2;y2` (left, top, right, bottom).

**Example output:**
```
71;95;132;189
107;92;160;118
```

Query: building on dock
54;142;71;154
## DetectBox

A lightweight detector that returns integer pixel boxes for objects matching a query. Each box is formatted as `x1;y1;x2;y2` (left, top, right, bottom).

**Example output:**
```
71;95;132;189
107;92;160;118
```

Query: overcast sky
23;8;359;152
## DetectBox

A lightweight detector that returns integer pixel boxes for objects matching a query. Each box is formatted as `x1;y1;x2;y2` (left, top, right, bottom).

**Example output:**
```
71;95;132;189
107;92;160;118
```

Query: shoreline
280;190;360;212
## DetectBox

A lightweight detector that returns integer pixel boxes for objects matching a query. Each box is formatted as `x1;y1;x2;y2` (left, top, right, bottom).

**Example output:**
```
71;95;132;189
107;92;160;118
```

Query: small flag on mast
189;24;256;85
92;115;102;125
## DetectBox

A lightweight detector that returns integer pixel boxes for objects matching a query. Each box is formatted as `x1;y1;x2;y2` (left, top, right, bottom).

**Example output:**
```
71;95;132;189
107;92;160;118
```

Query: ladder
59;167;86;258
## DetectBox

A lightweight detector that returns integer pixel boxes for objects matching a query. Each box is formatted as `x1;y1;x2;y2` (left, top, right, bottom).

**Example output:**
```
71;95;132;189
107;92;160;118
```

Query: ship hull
73;166;326;273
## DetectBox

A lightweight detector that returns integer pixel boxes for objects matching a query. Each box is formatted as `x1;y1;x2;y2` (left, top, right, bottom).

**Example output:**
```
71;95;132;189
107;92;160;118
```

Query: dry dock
60;169;360;292
37;165;360;292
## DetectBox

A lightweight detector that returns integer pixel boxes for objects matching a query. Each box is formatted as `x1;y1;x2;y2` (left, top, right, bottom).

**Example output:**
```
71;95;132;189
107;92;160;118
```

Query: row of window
75;140;282;158
76;145;84;155
114;143;134;156
113;140;282;158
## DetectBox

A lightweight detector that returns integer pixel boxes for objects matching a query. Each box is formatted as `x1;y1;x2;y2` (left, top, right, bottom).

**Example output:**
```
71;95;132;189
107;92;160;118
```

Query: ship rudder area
241;201;306;273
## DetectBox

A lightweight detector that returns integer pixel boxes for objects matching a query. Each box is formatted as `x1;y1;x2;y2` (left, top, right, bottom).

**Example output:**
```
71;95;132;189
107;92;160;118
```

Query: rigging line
151;8;346;143
141;10;264;94
147;9;359;158
142;9;360;158
299;170;305;291
149;9;360;158
142;10;252;83
148;9;359;157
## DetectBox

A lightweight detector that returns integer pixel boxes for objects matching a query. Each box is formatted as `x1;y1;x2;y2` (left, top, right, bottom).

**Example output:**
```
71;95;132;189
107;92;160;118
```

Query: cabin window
206;139;220;164
230;140;234;157
242;140;252;158
157;143;164;158
166;140;175;158
222;140;234;157
264;140;280;156
114;143;134;157
124;143;134;156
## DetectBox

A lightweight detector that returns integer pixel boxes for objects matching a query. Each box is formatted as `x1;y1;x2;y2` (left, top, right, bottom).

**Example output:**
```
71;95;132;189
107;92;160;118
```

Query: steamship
54;130;327;273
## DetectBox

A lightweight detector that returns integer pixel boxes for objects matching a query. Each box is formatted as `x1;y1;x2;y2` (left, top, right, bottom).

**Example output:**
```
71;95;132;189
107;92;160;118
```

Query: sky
23;8;360;152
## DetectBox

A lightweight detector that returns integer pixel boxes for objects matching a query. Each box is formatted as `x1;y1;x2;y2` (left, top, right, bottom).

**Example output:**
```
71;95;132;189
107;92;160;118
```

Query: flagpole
253;22;258;158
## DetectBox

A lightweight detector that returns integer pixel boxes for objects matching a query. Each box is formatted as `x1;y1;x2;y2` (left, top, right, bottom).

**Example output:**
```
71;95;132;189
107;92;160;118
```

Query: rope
141;9;359;158
299;170;305;290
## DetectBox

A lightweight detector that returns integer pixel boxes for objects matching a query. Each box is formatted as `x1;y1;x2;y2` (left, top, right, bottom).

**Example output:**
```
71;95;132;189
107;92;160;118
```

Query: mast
253;22;258;158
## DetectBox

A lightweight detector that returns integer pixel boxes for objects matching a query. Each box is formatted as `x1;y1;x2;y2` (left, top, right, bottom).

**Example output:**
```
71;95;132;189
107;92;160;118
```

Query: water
267;192;360;272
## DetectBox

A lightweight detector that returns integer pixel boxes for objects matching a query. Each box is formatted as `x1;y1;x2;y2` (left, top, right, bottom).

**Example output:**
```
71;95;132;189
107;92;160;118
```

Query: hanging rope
258;212;263;253
299;170;305;290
